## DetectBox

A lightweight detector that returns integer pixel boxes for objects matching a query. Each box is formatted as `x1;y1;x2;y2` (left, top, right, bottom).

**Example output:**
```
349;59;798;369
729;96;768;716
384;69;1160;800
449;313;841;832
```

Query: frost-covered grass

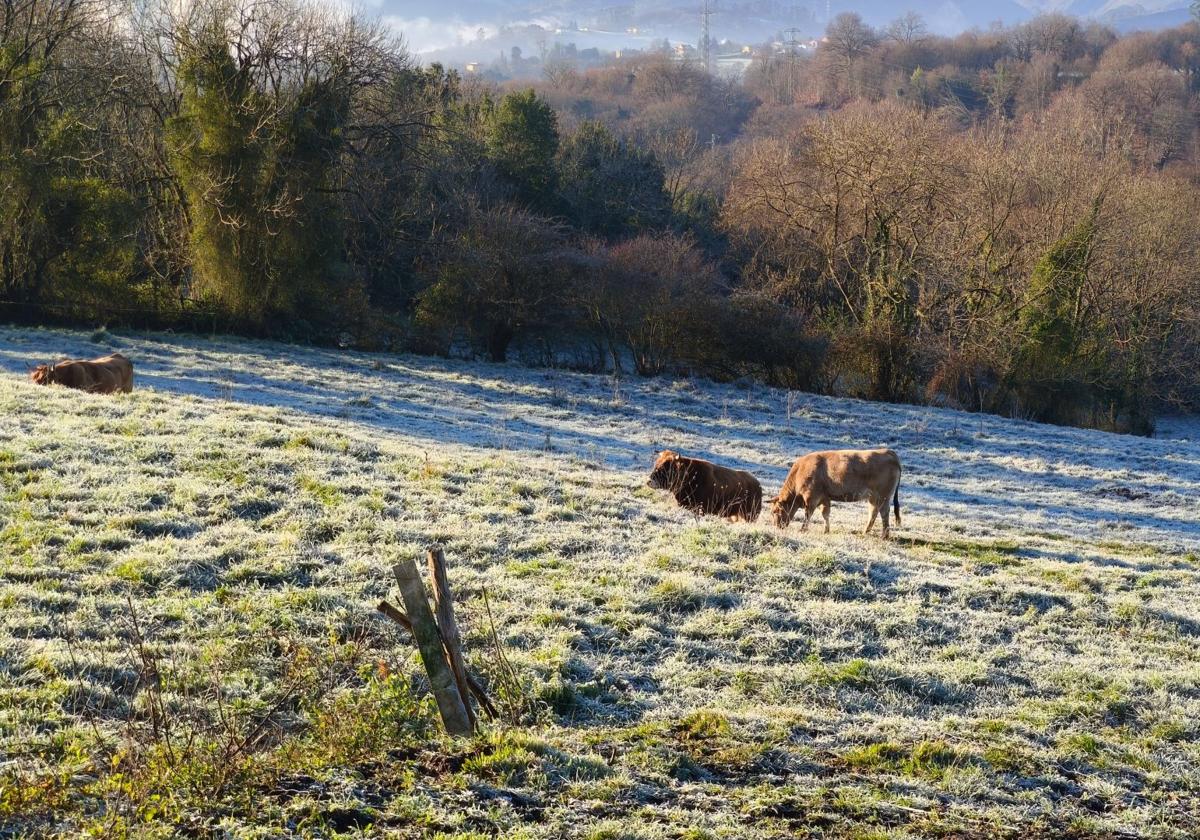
1;325;1199;838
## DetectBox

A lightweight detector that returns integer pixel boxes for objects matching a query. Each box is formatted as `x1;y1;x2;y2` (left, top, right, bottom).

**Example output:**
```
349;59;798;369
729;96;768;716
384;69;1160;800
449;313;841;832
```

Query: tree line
3;0;1198;433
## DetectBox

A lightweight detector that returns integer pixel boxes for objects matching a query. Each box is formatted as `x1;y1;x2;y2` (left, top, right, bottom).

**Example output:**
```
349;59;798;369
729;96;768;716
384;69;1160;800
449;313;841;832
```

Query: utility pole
700;0;715;74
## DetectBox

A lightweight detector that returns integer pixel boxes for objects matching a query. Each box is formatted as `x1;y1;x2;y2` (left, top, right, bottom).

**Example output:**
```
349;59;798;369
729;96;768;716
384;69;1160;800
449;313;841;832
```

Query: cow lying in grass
647;450;762;522
769;448;902;538
29;353;134;394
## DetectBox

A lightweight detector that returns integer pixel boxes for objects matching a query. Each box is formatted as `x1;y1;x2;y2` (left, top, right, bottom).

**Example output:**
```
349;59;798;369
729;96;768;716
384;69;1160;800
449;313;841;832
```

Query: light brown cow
647;450;762;522
29;353;134;394
768;448;902;538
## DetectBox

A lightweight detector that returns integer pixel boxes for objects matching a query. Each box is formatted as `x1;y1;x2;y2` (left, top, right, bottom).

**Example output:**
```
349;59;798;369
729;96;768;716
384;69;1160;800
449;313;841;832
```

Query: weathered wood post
427;546;476;731
391;558;473;737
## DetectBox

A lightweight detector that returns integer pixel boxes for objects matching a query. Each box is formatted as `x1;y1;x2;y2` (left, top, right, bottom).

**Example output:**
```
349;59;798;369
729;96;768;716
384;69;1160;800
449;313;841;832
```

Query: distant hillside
402;0;1194;66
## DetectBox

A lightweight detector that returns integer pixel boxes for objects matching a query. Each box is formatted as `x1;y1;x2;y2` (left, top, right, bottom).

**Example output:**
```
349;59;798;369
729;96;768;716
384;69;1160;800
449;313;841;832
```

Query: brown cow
768;448;902;538
29;353;134;394
647;450;762;522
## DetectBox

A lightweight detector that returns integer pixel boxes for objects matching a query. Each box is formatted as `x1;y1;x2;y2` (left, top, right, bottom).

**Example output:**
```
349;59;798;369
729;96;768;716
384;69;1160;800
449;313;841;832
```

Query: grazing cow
29;353;134;395
647;450;762;522
768;448;902;538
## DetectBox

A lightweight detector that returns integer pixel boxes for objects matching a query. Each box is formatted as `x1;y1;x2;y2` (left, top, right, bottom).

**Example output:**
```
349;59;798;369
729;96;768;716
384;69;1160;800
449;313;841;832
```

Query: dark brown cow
769;448;902;538
29;353;134;394
647;450;762;522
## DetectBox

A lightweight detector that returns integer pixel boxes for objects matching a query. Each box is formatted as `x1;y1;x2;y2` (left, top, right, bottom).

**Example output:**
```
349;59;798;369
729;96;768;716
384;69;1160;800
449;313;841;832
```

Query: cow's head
767;492;800;529
647;450;681;490
29;364;56;386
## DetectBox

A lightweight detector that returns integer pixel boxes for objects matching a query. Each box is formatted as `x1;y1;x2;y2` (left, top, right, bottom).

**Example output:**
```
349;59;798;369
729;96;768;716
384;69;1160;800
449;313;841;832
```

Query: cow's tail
892;471;901;526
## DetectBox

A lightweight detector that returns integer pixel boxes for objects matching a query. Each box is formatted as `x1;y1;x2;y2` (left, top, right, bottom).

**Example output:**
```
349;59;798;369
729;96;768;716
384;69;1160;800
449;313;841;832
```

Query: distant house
465;62;480;74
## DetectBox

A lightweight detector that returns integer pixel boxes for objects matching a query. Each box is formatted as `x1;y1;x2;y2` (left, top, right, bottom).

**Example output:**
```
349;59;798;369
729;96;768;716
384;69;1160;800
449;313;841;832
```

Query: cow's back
56;362;97;392
57;356;127;394
671;457;760;521
784;449;895;495
821;449;899;496
708;462;762;520
732;469;763;520
100;353;134;392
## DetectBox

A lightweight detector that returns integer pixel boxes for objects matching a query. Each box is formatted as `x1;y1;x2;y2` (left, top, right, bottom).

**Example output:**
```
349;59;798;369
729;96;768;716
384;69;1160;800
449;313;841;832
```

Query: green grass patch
807;657;876;690
900;535;1023;567
298;474;342;508
843;739;968;780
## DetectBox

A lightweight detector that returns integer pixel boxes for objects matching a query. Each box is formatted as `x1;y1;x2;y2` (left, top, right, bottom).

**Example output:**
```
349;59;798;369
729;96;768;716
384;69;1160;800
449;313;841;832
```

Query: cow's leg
821;500;831;534
865;498;879;534
880;504;891;540
801;506;813;532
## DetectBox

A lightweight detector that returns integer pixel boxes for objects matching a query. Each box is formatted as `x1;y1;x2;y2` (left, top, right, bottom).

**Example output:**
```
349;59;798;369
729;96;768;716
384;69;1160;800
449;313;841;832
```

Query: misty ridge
393;0;1196;67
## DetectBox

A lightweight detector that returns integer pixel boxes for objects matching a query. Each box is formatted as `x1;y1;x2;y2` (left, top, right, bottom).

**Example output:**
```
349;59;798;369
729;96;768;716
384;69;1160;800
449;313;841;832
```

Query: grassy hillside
1;326;1199;839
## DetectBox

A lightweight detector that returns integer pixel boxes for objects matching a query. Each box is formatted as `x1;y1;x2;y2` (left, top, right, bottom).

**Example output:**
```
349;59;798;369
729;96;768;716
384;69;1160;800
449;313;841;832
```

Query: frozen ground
2;326;1197;552
1;325;1199;838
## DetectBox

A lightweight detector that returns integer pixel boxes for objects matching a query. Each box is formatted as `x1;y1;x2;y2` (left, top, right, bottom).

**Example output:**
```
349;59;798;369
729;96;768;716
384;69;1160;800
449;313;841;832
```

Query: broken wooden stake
377;595;498;720
427;547;476;731
376;599;413;633
377;546;498;734
390;557;473;738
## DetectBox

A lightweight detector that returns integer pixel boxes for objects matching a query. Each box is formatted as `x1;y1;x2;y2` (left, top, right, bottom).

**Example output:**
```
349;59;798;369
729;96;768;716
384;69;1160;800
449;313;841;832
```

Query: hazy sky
382;0;1191;57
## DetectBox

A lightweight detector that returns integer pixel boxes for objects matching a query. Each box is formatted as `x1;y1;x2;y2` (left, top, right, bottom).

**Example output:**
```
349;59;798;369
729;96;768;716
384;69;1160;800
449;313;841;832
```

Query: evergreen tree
1009;208;1099;423
556;121;672;238
166;6;350;331
0;14;136;317
486;89;558;207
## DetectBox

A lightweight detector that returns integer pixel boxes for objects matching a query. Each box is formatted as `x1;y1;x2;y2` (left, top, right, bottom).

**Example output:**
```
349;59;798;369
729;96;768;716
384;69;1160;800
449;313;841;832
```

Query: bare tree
885;11;928;45
588;233;725;376
820;12;878;100
543;59;578;89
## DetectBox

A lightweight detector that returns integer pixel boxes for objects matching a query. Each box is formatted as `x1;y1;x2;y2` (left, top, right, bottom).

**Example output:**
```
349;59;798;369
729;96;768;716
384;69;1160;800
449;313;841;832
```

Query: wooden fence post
427;546;477;731
391;558;473;737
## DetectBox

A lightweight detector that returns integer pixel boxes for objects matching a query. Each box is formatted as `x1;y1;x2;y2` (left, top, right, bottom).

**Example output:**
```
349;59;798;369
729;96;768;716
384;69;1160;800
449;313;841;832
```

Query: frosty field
1;325;1199;839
